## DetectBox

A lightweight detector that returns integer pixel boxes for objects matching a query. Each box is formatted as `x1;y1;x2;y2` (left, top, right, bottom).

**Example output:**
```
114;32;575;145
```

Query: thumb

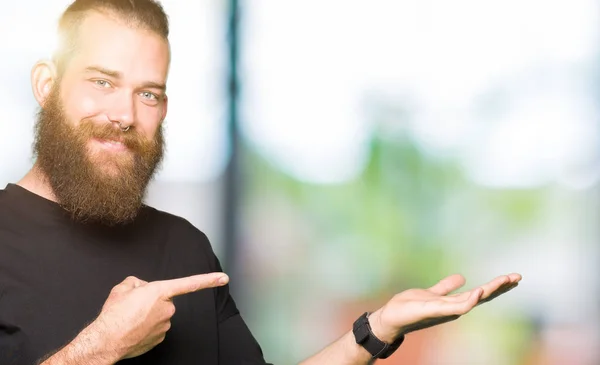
112;276;147;293
428;274;466;296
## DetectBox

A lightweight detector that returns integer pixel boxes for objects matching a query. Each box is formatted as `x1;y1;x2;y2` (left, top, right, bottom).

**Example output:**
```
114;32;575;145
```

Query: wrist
353;311;404;360
367;309;402;344
65;320;122;364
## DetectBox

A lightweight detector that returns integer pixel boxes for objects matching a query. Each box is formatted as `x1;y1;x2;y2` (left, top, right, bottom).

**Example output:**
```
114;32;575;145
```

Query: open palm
373;273;521;340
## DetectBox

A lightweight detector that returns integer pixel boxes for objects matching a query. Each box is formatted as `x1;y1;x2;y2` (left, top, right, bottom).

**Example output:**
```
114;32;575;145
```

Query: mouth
91;137;129;152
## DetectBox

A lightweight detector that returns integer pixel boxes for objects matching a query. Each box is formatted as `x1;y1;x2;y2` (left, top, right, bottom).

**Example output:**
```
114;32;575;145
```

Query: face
32;11;170;225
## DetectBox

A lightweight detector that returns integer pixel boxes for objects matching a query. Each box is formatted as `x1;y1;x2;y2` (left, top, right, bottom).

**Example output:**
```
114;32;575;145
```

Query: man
0;0;521;364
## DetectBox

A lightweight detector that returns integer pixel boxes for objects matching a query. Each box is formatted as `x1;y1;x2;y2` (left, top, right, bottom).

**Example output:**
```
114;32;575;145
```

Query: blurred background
1;0;599;364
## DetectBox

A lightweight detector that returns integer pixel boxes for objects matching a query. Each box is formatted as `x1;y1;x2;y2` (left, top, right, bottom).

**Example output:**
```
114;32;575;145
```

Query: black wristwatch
353;312;404;359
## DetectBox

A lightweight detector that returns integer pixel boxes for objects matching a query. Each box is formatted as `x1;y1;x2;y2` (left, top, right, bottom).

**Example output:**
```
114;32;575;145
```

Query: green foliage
242;126;546;364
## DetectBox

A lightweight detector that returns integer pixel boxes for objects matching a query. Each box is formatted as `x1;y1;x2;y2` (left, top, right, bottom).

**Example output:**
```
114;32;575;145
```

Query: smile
92;138;129;152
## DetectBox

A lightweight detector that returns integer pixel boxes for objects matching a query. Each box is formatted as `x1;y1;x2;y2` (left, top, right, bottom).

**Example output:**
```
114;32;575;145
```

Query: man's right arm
40;323;120;365
39;273;229;365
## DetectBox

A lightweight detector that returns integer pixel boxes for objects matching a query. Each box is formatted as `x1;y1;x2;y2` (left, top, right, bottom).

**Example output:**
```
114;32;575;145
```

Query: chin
97;163;124;177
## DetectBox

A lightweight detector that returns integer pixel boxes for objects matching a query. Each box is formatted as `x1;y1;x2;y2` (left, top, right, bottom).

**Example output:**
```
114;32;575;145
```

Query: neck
17;164;58;203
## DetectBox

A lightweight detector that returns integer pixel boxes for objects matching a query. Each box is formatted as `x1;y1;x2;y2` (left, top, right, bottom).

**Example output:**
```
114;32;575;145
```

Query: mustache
76;119;154;152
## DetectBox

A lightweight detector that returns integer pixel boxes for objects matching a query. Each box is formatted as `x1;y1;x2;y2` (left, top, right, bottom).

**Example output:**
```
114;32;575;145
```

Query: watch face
354;324;370;344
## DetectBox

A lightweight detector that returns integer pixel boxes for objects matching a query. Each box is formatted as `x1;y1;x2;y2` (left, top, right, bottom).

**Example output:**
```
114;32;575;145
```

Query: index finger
153;272;229;299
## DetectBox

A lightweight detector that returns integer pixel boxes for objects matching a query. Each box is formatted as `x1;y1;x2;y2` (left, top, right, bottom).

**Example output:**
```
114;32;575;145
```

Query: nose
107;92;136;130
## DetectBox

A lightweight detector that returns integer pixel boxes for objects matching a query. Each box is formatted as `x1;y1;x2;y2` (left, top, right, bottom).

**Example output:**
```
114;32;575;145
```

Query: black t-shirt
0;184;271;365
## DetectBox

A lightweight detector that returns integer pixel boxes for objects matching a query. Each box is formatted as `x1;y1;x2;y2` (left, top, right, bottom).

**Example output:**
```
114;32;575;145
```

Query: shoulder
0;187;16;210
138;204;217;260
140;204;210;241
0;189;10;213
141;205;207;235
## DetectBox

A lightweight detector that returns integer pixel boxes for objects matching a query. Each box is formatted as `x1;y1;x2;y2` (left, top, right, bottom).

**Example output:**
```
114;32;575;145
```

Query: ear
31;60;57;107
161;94;169;121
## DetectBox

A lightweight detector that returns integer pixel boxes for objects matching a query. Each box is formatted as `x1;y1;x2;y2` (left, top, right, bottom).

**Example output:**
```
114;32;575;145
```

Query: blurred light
243;0;600;188
155;0;228;183
242;1;374;184
0;1;64;57
463;93;599;188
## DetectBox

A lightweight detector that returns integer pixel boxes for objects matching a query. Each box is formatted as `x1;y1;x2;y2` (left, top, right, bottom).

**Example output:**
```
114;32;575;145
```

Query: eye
140;91;158;101
94;79;111;88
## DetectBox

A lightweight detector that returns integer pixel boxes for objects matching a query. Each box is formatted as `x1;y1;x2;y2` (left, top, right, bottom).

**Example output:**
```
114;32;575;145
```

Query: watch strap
352;312;404;359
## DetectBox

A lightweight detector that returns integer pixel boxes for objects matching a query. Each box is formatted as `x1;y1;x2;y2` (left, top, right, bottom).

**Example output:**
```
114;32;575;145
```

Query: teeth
98;139;125;148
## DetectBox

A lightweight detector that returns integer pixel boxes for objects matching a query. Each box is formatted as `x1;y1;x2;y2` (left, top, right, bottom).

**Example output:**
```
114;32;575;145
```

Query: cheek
62;85;105;122
137;107;164;139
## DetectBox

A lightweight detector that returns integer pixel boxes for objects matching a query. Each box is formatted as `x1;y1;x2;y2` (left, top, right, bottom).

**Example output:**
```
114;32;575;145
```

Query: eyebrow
84;66;167;92
141;81;167;92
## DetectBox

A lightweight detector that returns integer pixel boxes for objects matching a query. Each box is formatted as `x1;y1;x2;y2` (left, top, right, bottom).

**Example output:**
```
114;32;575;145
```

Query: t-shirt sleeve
202;234;273;365
217;308;273;365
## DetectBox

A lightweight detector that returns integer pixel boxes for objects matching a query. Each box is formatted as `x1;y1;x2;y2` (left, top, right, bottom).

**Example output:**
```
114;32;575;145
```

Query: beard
33;87;165;226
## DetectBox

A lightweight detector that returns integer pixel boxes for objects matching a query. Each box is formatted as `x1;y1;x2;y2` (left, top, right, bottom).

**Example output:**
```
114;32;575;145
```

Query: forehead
65;11;170;82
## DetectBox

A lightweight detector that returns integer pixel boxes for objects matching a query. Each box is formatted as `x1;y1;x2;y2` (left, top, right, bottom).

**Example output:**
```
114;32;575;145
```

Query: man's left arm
299;273;521;365
202;234;272;365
